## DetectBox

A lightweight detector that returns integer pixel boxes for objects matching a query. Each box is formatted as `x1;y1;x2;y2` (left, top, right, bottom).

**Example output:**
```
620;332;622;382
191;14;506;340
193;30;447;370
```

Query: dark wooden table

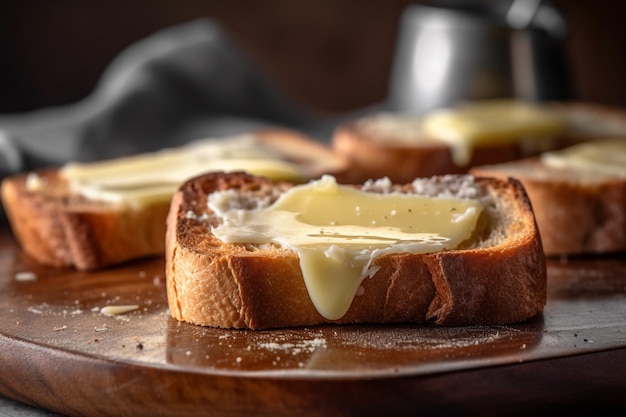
1;227;625;416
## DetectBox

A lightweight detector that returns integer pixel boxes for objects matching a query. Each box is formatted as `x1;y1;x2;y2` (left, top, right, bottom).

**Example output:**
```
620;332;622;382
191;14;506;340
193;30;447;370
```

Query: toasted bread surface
1;129;345;270
1;169;170;270
471;158;626;256
333;102;626;184
166;172;546;329
333;121;523;183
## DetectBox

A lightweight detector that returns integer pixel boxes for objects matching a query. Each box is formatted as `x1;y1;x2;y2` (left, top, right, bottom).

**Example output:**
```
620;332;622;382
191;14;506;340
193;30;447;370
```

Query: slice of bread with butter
166;171;545;329
471;139;626;256
1;128;347;270
333;100;626;184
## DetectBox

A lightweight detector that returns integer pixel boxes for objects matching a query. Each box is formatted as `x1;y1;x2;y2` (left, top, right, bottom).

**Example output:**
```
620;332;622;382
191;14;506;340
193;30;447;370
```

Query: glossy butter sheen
210;175;483;320
57;135;303;206
422;100;567;166
541;138;626;177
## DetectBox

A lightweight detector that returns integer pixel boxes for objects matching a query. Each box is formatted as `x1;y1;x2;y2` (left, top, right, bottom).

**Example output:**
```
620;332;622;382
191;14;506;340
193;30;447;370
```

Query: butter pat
100;305;139;316
210;175;483;320
541;139;626;177
422;100;567;166
58;135;303;207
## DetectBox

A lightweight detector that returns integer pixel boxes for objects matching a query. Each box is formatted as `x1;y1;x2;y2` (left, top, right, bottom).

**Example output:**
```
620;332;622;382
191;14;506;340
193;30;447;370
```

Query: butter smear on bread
541;138;626;177
54;135;303;206
209;175;483;320
361;100;566;166
422;100;566;165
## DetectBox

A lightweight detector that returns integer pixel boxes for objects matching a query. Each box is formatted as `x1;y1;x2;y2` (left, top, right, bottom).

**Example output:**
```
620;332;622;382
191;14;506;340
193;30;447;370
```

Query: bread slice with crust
333;101;626;184
1;128;347;271
166;171;546;329
2;167;170;270
471;146;626;256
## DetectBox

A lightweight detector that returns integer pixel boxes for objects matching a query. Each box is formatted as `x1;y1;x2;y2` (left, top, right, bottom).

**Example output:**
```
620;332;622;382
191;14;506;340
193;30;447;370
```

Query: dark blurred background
1;0;625;117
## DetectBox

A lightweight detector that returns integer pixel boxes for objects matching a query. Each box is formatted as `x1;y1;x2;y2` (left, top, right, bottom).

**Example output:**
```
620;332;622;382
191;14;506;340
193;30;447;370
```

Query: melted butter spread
210;175;483;320
357;100;566;166
421;100;567;166
541;139;626;177
57;135;303;206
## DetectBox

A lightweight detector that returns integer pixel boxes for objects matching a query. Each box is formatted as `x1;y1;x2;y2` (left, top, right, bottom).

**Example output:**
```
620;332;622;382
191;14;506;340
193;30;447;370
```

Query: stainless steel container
387;0;570;113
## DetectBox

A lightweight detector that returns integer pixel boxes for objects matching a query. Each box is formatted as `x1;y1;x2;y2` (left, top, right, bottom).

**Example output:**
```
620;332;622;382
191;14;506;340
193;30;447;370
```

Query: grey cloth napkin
0;18;348;178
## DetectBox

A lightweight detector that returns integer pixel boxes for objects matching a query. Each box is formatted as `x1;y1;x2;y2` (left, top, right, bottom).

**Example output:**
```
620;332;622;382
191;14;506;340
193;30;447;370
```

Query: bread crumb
258;338;327;354
100;305;139;316
152;275;163;286
14;271;37;282
27;306;44;314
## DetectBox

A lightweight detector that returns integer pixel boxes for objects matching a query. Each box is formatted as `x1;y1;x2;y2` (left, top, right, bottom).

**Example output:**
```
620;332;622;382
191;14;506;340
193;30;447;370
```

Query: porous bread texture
1;169;169;270
471;157;626;256
166;171;546;329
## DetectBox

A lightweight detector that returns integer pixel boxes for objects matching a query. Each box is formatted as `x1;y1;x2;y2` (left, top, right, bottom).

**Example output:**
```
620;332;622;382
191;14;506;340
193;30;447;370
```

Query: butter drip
210;175;483;320
58;135;303;206
541;139;626;177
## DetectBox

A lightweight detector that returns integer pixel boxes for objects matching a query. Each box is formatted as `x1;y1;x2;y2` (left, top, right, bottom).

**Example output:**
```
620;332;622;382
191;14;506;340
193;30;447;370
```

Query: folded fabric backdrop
0;18;363;178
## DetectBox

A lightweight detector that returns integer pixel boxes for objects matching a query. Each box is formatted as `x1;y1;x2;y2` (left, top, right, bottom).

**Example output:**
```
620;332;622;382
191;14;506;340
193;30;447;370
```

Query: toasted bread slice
333;101;626;184
166;171;546;329
471;141;626;256
1;129;346;270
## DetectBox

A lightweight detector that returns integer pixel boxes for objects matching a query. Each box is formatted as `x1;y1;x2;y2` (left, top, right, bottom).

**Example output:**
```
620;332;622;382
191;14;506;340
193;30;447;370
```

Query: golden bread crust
0;129;344;271
332;102;626;184
166;171;546;329
1;169;170;270
332;121;521;183
472;157;626;256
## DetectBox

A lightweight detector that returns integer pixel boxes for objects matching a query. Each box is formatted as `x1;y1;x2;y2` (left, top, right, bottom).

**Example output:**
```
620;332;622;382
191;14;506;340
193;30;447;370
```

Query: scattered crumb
14;271;37;282
100;305;139;316
27;306;43;315
257;338;327;354
53;325;67;332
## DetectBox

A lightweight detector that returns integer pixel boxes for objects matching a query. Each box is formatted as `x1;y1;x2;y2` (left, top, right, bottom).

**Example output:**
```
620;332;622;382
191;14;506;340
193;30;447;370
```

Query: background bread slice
1;128;346;271
166;171;546;329
1;168;170;270
332;102;626;184
471;157;626;257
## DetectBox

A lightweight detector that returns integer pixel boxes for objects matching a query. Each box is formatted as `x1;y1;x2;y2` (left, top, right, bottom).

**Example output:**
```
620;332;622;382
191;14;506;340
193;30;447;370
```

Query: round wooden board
1;230;626;416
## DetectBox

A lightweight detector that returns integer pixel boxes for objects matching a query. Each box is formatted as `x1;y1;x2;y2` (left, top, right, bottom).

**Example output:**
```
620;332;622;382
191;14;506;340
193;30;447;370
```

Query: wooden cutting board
1;228;626;416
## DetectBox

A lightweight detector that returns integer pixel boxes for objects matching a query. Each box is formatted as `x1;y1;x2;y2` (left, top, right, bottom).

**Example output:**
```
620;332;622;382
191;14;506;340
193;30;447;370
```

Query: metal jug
387;0;570;113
